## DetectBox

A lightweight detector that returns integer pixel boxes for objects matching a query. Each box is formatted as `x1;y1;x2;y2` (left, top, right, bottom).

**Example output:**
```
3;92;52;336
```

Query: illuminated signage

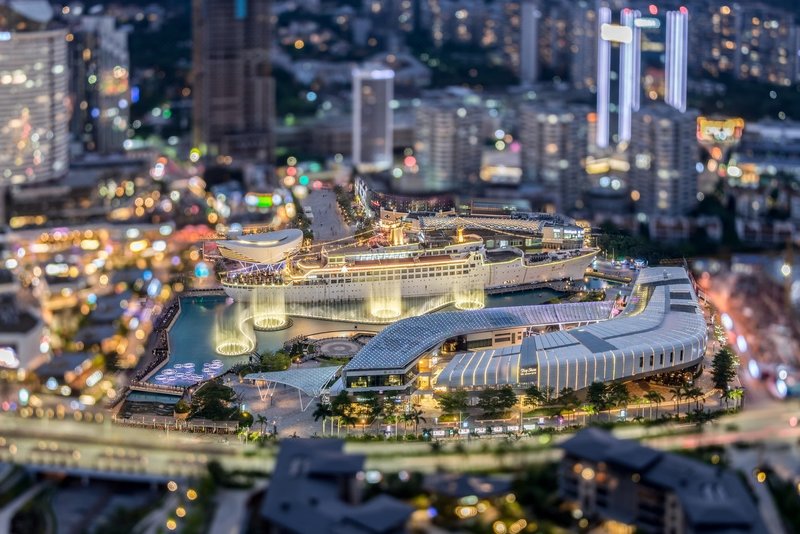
520;367;538;377
697;117;745;144
635;17;661;28
601;23;633;44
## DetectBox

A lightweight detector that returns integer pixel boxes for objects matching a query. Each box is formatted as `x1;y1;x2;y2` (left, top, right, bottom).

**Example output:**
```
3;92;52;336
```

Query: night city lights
1;0;800;533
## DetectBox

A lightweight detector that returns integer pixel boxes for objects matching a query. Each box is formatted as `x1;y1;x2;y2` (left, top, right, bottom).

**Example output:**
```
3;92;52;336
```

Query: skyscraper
629;103;699;217
68;15;130;154
518;102;591;213
414;96;483;191
0;1;69;185
519;0;540;86
352;65;394;172
192;0;275;163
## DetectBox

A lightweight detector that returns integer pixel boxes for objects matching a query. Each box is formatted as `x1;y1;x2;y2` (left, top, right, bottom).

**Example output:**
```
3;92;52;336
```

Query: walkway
303;189;351;241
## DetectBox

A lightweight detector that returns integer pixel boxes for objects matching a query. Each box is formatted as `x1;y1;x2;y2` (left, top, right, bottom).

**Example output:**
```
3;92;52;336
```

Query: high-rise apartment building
694;2;799;86
628;103;699;217
68;15;130;154
569;2;599;90
192;0;275;163
414;95;483;191
352;65;394;173
0;2;69;185
518;103;592;213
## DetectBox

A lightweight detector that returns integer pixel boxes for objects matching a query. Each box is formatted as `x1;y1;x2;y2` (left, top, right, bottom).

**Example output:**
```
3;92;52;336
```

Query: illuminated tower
665;7;688;112
0;2;69;185
595;5;611;149
595;5;689;149
192;0;275;163
352;65;394;172
617;8;641;143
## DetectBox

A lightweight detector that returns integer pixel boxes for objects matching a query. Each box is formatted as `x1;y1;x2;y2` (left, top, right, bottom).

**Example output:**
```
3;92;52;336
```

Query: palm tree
255;414;269;435
644;391;665;420
669;386;683;414
720;388;732;409
339;411;358;433
312;402;333;435
685;386;704;412
406;406;426;436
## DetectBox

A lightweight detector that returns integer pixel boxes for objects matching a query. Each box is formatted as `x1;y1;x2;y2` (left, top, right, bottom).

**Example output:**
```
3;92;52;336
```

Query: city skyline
0;1;799;533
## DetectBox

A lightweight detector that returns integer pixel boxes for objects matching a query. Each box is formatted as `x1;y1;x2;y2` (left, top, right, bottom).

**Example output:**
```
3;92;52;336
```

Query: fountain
252;287;289;330
367;279;402;319
214;300;256;356
453;276;485;311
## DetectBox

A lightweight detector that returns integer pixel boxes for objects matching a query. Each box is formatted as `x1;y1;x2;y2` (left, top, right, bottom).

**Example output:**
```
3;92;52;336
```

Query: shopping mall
337;267;708;395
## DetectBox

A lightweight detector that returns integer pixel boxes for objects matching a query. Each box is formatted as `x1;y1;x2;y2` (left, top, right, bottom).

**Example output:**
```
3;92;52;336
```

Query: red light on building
648;4;658;15
286;166;297;176
679;6;688;14
403;156;416;167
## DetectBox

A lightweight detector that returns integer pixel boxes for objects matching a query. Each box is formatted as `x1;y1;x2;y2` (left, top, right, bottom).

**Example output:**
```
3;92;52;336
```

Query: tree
259;350;292;372
644;390;665;419
330;391;352;436
403;406;426;436
669;386;683;413
542;386;556;406
523;384;546;409
711;346;739;390
728;387;744;410
607;383;631;411
361;391;383;423
436;389;469;416
586;382;609;416
558;387;578;406
684;386;705;412
255;414;269;434
477;386;518;418
312;402;333;435
190;380;239;421
580;404;598;425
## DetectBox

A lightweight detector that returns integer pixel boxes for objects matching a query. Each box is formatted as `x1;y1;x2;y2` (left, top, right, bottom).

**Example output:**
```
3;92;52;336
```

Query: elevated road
0;397;798;479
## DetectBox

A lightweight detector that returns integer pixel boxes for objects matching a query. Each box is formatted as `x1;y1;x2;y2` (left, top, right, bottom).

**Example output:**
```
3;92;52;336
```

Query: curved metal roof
344;301;614;372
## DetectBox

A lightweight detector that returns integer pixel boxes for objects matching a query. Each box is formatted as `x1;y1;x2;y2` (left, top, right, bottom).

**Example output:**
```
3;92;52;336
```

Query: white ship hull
222;250;595;303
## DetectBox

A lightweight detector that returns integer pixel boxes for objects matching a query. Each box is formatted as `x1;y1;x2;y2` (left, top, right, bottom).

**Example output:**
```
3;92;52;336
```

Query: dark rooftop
560;429;766;533
260;439;411;534
0;295;39;334
33;352;93;379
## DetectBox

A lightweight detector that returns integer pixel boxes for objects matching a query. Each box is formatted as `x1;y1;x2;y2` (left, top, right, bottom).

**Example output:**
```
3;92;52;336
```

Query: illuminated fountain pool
151;288;564;386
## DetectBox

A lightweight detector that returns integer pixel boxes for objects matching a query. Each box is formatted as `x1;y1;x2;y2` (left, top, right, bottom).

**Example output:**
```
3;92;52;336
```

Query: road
1;394;799;479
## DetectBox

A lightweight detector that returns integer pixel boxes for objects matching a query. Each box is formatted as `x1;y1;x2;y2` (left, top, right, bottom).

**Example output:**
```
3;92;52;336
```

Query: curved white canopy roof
217;229;303;265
